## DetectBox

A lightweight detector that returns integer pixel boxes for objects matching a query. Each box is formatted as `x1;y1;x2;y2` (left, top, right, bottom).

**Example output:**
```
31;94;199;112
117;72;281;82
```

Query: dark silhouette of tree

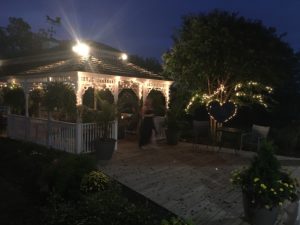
0;16;61;59
129;55;162;74
163;10;296;104
2;86;25;114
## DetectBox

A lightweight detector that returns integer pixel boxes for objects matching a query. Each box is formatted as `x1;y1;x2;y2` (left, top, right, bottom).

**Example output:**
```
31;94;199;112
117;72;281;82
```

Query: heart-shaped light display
207;101;237;123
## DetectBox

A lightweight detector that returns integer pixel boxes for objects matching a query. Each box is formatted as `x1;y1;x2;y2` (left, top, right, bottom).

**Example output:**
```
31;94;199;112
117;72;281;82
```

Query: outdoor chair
192;120;210;150
240;124;270;151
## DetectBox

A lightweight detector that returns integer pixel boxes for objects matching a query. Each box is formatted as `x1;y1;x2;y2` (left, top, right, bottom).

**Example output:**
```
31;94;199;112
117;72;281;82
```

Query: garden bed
0;138;183;225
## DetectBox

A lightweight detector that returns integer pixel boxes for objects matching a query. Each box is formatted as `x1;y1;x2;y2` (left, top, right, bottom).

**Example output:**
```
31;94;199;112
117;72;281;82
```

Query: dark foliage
148;89;166;116
2;86;25;114
129;55;163;74
0;138;178;225
43;82;76;120
0;17;60;59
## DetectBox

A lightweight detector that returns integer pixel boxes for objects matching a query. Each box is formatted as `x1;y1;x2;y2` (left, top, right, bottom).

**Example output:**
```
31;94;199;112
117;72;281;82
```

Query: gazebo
0;40;172;153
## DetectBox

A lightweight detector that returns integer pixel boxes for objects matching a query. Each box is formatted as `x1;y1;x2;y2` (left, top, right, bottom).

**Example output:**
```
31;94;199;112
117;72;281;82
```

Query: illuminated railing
7;114;117;154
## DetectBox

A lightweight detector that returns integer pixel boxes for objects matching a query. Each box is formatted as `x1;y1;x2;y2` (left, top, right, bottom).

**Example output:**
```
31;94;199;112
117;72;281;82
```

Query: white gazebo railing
7;114;117;154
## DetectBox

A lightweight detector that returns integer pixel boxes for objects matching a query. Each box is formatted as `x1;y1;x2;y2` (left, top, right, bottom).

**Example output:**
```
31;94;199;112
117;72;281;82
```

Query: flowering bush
80;171;110;193
231;141;299;209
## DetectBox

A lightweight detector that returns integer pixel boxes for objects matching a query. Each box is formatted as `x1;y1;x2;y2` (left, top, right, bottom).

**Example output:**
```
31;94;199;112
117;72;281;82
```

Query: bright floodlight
121;53;128;61
72;42;90;57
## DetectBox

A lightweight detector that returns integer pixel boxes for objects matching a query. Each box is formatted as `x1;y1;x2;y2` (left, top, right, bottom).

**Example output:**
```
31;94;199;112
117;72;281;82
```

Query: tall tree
163;10;296;111
0;16;61;59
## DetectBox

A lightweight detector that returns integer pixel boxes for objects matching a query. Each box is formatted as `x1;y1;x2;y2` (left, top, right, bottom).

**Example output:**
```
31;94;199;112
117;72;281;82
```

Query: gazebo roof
0;40;166;81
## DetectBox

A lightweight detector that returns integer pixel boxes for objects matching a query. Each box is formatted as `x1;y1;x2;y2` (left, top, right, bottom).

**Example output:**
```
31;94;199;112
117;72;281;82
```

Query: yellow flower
289;184;294;188
279;188;284;192
260;183;267;190
278;202;283;206
254;177;260;182
284;183;289;187
270;188;275;192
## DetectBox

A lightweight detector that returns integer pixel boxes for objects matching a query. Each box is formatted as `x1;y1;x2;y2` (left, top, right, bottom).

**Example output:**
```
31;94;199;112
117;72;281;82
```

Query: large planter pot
94;138;116;160
165;129;180;145
243;192;279;225
284;200;299;225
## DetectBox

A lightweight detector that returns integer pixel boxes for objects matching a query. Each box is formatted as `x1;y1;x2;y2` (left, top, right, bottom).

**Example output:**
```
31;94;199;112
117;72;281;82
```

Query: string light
206;100;238;123
185;84;227;112
186;81;274;120
234;81;273;108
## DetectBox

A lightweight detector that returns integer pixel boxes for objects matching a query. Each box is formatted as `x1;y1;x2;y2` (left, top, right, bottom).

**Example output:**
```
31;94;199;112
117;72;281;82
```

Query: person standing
138;98;157;149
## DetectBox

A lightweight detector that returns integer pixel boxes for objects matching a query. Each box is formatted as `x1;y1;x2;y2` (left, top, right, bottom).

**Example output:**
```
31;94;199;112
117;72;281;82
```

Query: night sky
1;0;300;60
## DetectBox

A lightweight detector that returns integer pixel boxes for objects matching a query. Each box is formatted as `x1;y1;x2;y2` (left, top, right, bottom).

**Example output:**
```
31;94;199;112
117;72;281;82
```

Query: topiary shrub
3;86;25;114
80;171;110;193
43;82;76;121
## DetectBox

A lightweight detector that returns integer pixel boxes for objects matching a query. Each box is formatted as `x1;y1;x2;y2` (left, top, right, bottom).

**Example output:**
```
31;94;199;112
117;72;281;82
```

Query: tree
29;88;44;117
82;87;95;109
43;82;76;120
82;88;114;110
163;10;296;117
118;89;139;114
0;16;60;58
147;90;166;116
1;17;42;58
129;55;162;74
3;86;25;114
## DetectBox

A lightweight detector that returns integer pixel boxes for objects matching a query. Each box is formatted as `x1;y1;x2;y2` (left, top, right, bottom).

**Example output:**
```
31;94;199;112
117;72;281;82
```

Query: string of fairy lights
185;84;227;111
234;81;273;108
185;81;274;122
206;100;238;123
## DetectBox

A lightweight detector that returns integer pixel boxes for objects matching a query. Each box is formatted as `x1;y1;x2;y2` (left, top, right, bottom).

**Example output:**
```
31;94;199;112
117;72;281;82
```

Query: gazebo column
23;82;30;117
22;81;30;141
165;83;171;109
93;85;97;110
138;83;143;101
142;84;148;104
113;81;119;150
75;82;83;106
25;92;29;117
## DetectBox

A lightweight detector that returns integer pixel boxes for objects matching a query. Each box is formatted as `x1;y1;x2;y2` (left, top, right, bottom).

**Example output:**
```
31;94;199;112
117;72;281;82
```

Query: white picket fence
7;114;117;154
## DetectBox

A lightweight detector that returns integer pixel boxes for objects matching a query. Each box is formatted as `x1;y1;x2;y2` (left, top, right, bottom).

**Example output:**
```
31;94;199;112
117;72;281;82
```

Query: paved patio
98;140;300;225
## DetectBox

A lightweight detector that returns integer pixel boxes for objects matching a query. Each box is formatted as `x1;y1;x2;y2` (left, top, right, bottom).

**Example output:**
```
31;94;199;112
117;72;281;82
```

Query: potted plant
231;141;299;225
93;100;118;160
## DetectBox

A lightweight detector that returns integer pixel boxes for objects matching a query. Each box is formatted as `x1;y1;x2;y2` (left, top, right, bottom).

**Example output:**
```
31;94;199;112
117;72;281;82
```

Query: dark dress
139;109;156;147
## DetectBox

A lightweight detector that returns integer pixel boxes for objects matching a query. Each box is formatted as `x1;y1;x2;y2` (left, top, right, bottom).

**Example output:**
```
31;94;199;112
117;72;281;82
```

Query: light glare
72;42;90;57
121;53;128;61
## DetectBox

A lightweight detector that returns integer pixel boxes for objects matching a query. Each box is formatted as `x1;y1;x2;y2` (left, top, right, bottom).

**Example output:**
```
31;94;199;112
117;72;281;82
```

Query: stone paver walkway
98;140;300;225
